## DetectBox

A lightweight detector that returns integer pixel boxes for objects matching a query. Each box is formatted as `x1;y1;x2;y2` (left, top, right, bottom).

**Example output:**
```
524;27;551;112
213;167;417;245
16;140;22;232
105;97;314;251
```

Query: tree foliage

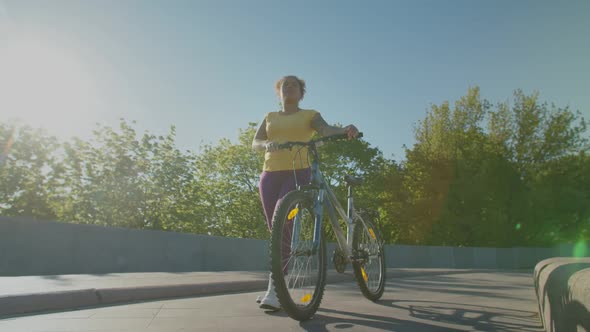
1;86;588;246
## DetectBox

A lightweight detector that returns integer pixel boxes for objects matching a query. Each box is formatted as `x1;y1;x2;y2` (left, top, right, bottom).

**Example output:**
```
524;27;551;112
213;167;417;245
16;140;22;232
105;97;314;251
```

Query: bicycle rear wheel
352;212;386;301
270;190;326;321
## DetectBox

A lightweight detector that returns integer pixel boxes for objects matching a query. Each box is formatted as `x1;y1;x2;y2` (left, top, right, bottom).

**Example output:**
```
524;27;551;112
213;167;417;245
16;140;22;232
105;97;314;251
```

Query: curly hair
275;75;306;100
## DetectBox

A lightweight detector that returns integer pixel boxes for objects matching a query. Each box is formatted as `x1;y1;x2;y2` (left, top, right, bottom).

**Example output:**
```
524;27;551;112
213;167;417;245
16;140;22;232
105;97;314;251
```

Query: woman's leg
259;171;288;231
257;171;284;309
258;169;306;310
258;168;311;308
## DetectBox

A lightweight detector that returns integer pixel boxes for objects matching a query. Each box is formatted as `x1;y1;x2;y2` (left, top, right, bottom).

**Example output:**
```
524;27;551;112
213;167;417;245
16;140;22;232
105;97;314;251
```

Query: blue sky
1;0;589;160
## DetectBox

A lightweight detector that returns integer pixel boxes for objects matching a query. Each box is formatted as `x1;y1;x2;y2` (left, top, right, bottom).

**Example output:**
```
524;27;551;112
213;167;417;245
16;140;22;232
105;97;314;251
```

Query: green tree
194;123;267;238
2;85;587;248
0;123;60;219
402;86;589;246
57;120;201;232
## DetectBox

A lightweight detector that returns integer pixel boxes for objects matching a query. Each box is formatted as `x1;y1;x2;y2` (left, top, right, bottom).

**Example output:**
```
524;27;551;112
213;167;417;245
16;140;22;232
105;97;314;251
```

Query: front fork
290;187;327;255
312;189;325;252
346;186;354;247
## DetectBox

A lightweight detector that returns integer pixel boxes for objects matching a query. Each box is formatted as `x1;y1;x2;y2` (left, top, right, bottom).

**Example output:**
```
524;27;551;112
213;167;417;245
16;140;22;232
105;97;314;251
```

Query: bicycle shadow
388;275;532;302
297;307;458;332
272;270;543;331
291;299;543;332
379;299;543;332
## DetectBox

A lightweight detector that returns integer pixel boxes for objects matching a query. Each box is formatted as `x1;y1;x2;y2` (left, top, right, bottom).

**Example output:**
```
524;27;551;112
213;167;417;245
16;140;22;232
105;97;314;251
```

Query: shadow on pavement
378;299;543;332
39;275;72;285
388;269;532;279
387;274;532;301
299;307;458;332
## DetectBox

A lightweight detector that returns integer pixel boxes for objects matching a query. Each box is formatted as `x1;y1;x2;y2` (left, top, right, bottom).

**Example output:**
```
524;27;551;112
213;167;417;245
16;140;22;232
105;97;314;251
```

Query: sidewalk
0;268;517;318
1;269;369;318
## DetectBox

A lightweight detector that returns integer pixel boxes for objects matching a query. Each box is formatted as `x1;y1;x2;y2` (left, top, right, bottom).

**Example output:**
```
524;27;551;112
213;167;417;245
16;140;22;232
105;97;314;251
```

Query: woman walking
252;75;359;310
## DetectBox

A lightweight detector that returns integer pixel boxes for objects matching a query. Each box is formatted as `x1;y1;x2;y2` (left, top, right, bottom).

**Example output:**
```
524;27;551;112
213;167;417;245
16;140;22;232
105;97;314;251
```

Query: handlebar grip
277;143;290;150
337;132;364;139
329;132;363;140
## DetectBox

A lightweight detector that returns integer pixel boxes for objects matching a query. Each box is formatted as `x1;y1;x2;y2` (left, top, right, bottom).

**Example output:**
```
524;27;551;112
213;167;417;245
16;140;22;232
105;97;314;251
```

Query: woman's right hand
265;141;279;152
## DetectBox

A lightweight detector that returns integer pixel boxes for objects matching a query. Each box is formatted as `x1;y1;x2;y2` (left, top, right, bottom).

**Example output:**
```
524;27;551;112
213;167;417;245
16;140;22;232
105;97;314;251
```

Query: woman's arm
311;113;359;139
252;118;279;152
252;118;268;151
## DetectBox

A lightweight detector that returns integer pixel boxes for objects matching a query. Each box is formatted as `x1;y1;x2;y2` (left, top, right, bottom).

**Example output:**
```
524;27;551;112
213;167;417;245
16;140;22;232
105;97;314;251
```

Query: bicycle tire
352;212;386;301
270;190;327;321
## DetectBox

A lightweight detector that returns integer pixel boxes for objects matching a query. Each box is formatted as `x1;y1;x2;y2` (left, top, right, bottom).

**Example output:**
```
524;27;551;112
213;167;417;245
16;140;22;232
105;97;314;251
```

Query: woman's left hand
344;125;359;139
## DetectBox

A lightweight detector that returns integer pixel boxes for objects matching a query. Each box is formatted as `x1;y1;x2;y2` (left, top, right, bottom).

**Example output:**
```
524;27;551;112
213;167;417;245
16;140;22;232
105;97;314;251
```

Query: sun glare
0;37;100;136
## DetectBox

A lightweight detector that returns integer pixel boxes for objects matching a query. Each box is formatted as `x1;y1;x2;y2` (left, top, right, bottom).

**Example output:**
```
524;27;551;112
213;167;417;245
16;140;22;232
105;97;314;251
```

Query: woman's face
280;77;302;104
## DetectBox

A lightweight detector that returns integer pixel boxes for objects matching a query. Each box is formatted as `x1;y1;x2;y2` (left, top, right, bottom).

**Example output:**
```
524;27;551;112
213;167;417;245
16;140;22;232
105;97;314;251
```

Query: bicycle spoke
352;215;385;301
277;202;321;308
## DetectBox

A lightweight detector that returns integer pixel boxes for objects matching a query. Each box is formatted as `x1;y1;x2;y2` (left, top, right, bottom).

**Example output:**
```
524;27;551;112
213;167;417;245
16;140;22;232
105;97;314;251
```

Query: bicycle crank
332;249;347;273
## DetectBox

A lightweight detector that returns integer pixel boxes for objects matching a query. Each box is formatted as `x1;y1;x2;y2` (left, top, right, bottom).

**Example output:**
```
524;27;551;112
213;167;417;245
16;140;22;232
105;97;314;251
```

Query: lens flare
573;241;587;258
2;128;15;154
0;127;15;166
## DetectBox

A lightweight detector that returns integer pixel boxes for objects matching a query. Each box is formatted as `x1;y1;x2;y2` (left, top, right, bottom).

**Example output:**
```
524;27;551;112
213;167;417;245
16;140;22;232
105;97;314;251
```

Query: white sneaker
259;292;281;311
259;273;281;311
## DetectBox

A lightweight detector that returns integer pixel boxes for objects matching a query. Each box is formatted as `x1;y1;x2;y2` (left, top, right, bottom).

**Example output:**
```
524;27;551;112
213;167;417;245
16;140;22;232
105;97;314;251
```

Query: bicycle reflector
288;207;299;220
301;294;312;303
361;268;368;282
368;228;377;240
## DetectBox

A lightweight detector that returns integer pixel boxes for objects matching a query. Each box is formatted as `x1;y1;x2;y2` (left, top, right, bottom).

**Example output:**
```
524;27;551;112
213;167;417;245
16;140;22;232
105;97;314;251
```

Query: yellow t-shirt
263;109;319;172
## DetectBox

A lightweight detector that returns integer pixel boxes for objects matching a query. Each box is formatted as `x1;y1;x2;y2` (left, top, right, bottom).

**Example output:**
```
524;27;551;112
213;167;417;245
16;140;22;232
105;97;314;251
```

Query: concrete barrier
0;216;579;276
568;268;590;330
534;258;590;331
0;216;268;275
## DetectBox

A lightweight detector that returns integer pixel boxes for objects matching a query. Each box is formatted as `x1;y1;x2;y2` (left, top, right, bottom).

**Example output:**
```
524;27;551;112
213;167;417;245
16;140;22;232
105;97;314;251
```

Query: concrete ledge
0;289;99;318
96;280;267;305
534;257;590;331
567;268;590;330
0;282;268;317
0;270;356;318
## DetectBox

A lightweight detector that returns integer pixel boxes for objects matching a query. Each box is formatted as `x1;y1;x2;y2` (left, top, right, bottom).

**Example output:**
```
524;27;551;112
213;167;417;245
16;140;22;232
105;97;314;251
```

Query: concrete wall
383;245;559;270
0;216;581;276
0;216;267;276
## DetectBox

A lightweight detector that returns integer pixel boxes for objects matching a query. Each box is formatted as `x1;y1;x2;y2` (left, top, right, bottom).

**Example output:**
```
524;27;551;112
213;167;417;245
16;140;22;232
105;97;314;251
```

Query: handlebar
277;132;364;150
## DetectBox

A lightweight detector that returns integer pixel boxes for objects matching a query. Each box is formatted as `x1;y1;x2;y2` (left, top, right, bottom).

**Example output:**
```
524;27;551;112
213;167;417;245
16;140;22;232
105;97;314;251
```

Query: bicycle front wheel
352;212;386;301
270;190;326;321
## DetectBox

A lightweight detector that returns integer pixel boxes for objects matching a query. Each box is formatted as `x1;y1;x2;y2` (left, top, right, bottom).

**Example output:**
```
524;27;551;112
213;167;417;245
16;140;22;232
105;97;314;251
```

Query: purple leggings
259;168;311;273
259;168;312;231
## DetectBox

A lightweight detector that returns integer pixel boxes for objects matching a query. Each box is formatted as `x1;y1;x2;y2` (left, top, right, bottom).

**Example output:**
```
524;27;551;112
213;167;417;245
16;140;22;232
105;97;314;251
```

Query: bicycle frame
290;145;359;261
274;133;385;320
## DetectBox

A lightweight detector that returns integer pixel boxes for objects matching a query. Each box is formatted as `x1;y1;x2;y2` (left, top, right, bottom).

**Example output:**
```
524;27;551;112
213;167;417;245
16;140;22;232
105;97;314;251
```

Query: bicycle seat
344;175;364;186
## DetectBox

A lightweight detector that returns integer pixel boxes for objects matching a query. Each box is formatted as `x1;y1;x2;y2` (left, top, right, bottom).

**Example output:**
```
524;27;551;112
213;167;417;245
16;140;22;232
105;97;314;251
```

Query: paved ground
0;270;543;331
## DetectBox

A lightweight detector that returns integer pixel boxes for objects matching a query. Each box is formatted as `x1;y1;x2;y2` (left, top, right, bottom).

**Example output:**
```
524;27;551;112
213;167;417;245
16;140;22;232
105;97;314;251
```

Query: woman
252;75;359;310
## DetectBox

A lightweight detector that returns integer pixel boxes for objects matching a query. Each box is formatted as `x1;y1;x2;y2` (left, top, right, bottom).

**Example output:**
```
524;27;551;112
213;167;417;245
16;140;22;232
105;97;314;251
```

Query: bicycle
269;133;386;321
